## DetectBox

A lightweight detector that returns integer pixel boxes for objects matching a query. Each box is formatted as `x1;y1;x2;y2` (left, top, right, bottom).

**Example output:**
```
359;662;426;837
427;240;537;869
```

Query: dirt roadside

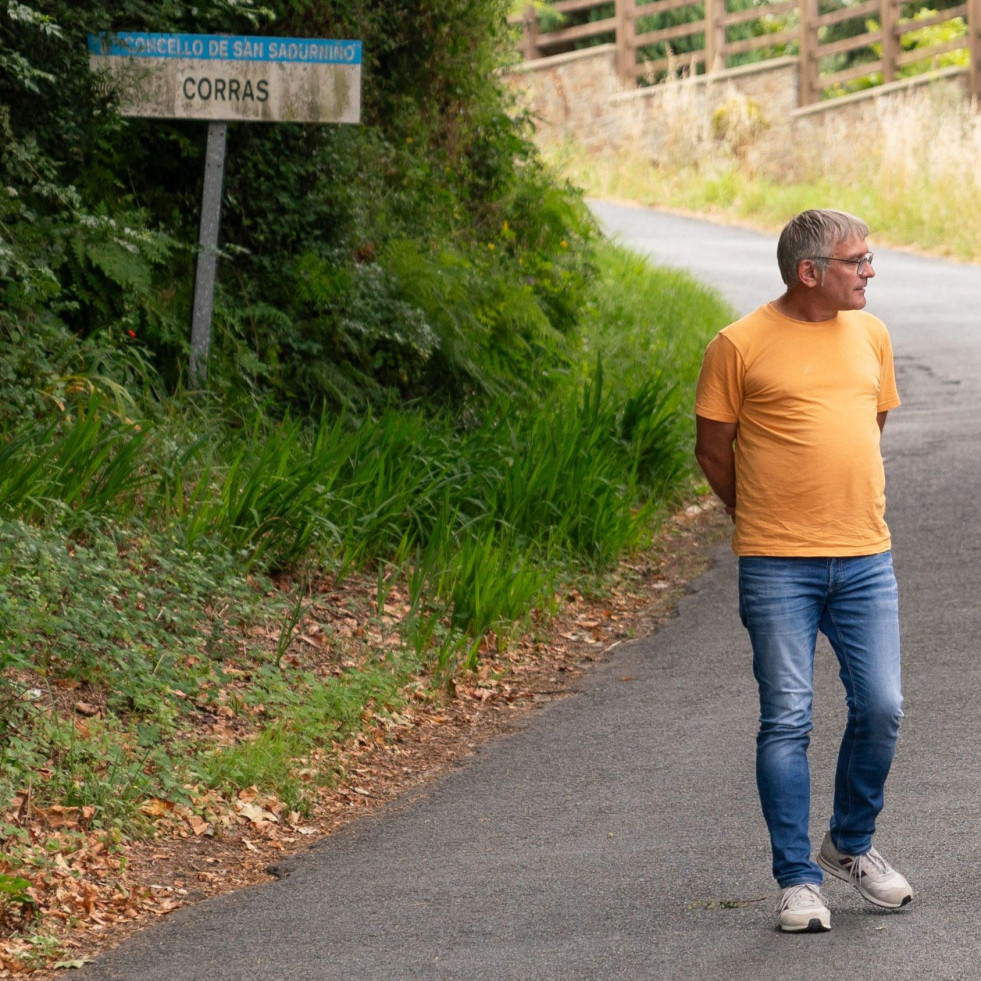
5;499;729;979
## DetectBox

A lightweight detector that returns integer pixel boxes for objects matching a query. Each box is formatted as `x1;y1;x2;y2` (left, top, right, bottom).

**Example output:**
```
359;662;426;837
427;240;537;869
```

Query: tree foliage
0;0;596;417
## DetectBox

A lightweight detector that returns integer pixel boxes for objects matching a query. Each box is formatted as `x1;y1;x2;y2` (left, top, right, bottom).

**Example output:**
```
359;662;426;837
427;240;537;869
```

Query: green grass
545;84;981;263
0;237;733;971
0;239;732;848
577;248;729;395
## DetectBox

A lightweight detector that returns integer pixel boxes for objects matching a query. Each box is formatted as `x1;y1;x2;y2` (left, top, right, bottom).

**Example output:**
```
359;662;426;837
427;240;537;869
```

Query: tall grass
545;82;981;263
0;395;150;526
4;241;727;653
0;239;731;832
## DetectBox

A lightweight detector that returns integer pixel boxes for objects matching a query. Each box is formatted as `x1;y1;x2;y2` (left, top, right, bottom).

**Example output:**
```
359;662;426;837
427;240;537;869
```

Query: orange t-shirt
694;303;900;556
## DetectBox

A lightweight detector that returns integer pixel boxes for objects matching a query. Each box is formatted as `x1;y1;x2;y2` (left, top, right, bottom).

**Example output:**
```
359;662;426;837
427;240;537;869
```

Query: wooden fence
513;0;981;105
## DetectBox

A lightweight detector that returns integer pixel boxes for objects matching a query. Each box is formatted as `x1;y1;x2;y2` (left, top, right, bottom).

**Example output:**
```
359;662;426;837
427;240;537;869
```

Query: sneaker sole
780;914;831;933
816;854;913;910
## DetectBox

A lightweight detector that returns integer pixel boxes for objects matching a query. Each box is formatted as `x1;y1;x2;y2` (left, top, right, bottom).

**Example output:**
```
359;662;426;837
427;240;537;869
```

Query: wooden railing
513;0;981;104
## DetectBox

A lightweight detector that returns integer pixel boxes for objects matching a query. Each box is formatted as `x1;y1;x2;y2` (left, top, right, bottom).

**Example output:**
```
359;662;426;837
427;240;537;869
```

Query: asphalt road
73;204;981;980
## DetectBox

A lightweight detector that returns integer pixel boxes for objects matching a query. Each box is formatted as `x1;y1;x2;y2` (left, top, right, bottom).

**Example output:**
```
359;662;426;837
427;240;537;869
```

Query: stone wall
505;48;971;180
506;45;625;153
505;47;797;155
610;57;800;176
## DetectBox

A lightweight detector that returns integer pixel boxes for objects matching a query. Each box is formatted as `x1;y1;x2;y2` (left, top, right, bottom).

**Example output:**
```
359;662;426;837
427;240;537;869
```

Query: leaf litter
0;500;727;978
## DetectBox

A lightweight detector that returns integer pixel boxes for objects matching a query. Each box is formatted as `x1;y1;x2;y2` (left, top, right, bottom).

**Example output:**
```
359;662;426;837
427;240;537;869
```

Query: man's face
814;234;875;311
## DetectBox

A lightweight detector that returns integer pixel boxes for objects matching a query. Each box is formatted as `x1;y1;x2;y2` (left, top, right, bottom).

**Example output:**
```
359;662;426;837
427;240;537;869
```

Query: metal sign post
189;121;227;386
88;31;363;387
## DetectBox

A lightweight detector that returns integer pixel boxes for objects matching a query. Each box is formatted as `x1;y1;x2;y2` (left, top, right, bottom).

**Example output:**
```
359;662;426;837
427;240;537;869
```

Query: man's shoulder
717;304;776;345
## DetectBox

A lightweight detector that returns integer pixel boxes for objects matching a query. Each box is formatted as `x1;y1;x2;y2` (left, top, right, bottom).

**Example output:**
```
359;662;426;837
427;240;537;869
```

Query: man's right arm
694;415;738;518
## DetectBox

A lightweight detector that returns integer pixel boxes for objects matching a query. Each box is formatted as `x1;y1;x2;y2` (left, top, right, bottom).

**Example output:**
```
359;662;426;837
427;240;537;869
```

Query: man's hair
777;209;869;286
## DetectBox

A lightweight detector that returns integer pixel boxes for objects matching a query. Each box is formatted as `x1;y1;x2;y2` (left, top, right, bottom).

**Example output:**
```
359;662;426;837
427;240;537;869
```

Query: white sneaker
816;832;913;909
778;883;831;933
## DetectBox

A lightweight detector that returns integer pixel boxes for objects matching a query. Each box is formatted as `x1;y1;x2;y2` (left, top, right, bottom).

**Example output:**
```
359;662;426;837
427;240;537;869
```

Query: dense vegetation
0;1;732;964
2;0;603;414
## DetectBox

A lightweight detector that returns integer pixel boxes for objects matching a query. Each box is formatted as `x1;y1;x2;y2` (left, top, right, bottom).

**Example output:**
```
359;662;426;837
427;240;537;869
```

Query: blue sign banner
87;32;362;65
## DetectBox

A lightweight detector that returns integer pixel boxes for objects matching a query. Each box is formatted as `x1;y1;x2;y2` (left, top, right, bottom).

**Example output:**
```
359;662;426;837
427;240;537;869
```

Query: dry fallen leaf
187;815;211;836
141;798;176;818
236;802;279;826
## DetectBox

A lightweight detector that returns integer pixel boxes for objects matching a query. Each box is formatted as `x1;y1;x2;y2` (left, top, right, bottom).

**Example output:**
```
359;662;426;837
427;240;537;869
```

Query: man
694;209;913;933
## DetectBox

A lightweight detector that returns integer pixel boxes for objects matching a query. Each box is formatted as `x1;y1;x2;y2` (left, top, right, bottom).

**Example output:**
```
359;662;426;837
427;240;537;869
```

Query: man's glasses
811;252;874;273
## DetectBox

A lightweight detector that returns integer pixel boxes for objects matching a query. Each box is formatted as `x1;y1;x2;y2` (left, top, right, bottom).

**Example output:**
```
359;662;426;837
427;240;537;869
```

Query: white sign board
88;32;362;123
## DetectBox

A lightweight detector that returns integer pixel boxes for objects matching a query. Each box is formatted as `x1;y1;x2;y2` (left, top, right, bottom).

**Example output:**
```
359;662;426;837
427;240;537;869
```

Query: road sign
88;31;364;386
88;32;362;124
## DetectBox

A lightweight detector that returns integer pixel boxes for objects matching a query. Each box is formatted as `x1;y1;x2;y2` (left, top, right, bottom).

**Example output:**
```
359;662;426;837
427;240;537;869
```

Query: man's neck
772;291;839;323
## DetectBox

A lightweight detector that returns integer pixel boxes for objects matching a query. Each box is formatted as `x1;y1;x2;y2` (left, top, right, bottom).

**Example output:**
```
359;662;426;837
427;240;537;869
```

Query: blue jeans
738;552;903;888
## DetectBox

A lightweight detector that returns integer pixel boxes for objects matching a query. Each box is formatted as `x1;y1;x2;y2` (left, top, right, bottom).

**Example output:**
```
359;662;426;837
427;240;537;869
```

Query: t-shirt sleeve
694;332;743;423
877;328;901;412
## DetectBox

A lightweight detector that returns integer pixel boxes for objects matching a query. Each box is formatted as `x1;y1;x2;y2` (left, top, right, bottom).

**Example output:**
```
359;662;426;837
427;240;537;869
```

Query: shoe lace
847;847;890;884
782;883;823;911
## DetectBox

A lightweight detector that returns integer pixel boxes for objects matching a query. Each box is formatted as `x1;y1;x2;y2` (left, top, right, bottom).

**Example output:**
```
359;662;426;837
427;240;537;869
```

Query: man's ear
796;258;821;288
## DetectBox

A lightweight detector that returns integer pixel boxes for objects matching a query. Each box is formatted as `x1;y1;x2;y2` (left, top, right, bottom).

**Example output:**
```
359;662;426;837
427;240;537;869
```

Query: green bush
2;0;594;414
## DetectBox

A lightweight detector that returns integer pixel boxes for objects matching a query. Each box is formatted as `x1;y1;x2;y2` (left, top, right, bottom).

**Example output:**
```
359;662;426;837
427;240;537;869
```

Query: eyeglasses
811;252;874;273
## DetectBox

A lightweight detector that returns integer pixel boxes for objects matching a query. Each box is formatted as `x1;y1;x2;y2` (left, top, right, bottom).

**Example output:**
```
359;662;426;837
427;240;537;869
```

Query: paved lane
74;203;981;980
